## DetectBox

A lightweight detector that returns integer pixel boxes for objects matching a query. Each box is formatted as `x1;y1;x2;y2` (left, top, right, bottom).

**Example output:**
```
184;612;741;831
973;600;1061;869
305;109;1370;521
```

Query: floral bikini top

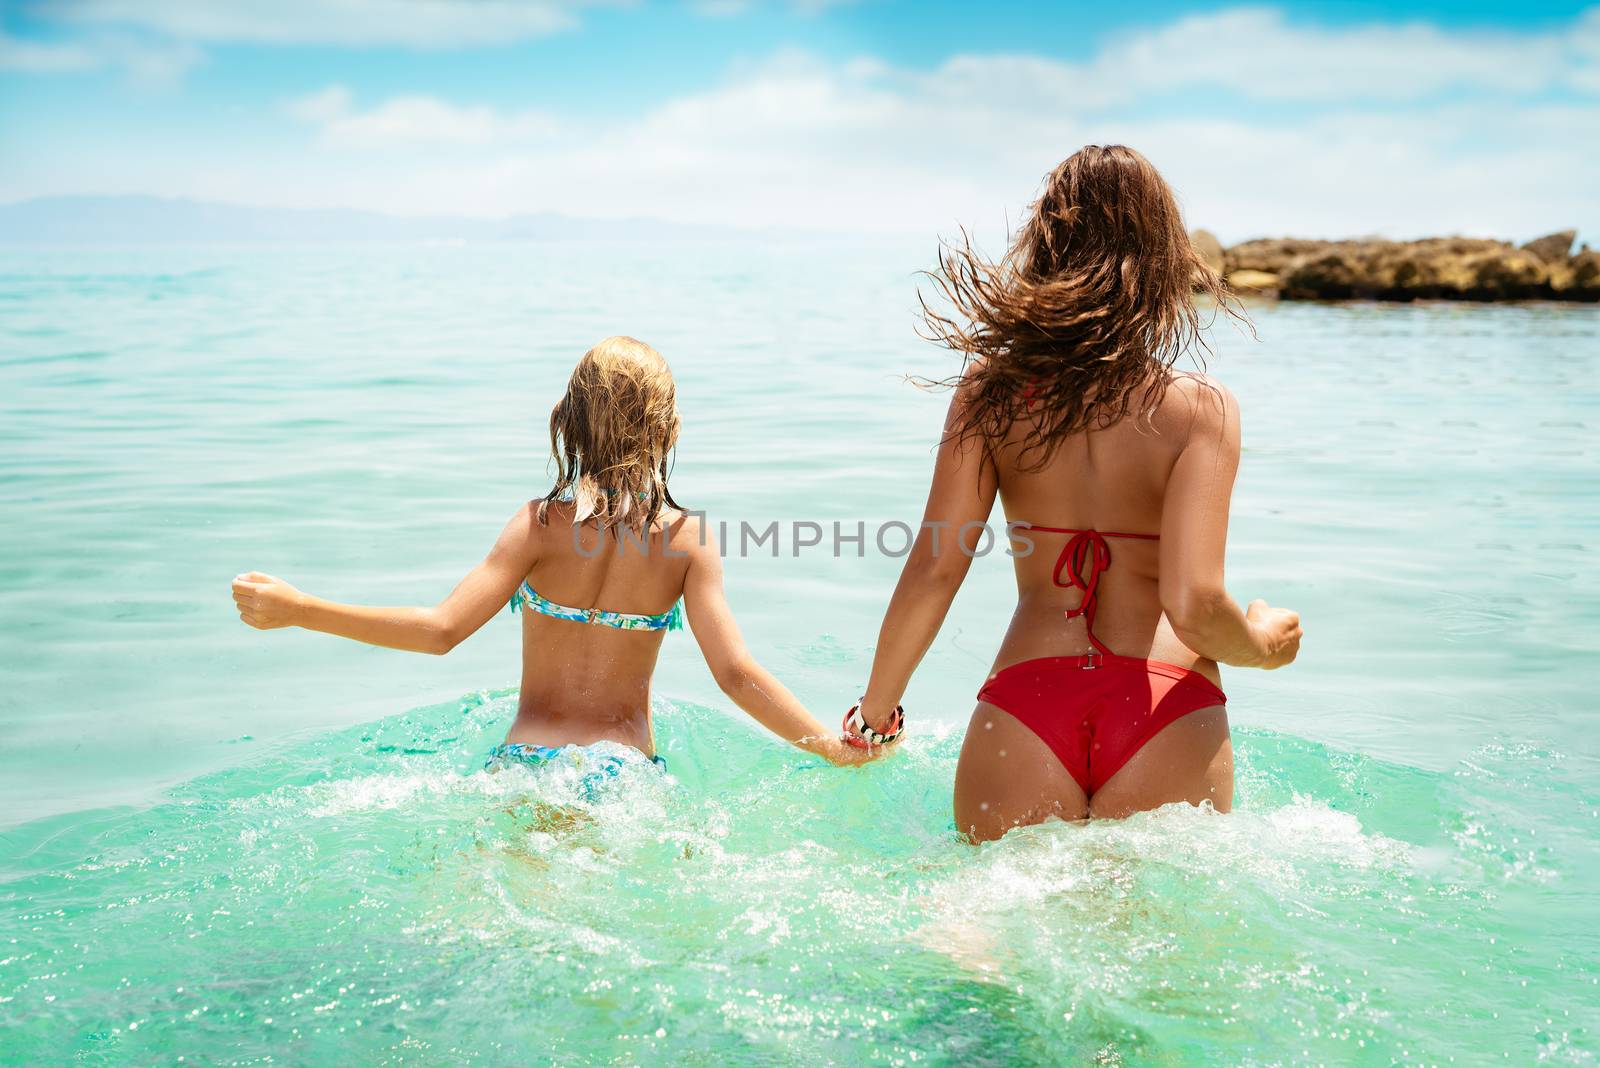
509;580;683;632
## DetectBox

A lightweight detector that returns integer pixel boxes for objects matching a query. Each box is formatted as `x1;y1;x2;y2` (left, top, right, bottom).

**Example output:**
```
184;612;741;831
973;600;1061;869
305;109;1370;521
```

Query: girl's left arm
856;385;998;732
230;505;540;655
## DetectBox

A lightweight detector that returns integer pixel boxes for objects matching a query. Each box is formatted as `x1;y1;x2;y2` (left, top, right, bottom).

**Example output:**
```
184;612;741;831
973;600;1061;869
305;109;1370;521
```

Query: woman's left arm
230;504;540;655
856;386;998;731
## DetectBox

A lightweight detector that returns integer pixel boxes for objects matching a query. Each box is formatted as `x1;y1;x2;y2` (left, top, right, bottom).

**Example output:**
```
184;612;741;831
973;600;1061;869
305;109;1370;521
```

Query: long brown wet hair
920;144;1244;464
538;336;683;534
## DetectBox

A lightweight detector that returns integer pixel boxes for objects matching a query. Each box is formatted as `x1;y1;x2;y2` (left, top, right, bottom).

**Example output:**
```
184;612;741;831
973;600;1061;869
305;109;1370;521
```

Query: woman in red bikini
849;145;1302;840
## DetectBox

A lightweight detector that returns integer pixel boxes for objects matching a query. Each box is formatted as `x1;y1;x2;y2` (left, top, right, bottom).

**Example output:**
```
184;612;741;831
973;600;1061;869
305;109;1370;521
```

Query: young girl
231;335;881;773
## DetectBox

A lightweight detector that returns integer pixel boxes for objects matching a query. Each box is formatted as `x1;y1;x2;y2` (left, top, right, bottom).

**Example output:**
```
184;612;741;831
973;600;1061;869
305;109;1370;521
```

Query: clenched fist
231;572;305;630
1245;598;1302;669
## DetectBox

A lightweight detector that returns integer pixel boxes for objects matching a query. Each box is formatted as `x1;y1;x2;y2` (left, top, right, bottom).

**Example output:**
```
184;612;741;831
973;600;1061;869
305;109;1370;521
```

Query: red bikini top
1020;524;1159;658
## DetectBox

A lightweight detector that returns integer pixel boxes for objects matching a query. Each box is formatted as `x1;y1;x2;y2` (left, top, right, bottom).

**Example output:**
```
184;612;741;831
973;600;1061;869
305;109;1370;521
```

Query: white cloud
250;56;1596;243
0;27;94;72
690;0;858;15
0;20;200;82
1570;8;1600;93
284;86;558;147
31;0;610;48
11;6;1598;244
920;6;1595;107
284;85;351;125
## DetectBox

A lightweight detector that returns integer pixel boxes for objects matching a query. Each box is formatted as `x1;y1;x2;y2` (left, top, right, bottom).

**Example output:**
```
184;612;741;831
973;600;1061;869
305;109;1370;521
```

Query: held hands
231;572;305;630
1246;598;1302;669
830;699;905;765
823;735;890;766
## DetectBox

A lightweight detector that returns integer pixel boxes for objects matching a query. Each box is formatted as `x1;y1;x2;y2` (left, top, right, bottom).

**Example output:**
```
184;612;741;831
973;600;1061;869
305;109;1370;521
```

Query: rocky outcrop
1549;249;1600;297
1211;231;1597;302
1190;229;1225;274
1225;269;1279;294
1521;230;1576;264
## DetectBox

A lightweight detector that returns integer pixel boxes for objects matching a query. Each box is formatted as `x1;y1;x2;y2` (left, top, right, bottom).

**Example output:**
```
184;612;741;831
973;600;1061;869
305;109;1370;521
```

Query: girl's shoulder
659;507;714;559
528;495;569;520
524;499;709;567
519;497;560;545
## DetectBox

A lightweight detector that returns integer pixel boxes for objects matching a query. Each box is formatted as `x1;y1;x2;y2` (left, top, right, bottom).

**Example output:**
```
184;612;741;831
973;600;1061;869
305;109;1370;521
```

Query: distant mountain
0;195;774;244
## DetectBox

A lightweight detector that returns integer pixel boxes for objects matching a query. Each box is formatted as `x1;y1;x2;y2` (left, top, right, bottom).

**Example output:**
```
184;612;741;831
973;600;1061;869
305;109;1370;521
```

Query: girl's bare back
507;503;699;752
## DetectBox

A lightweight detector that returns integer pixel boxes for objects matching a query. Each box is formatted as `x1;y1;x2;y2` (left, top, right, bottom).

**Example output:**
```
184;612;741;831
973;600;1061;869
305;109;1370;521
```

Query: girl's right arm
1159;378;1302;669
230;504;540;655
681;523;882;766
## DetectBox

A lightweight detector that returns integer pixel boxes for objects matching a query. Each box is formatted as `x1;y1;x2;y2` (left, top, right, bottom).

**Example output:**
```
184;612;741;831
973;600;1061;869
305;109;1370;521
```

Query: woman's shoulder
1154;372;1240;453
1167;369;1233;402
1162;371;1236;426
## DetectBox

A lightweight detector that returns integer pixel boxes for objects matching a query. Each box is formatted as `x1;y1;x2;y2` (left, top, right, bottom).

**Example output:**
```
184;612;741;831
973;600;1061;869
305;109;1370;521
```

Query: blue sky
2;0;1597;242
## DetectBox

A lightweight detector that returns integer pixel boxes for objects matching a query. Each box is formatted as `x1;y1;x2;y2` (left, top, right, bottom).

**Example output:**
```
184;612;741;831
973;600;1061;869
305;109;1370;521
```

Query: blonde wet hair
538;336;683;534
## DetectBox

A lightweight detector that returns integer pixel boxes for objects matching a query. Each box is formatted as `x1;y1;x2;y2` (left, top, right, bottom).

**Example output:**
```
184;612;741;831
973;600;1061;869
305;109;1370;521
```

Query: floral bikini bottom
484;741;668;784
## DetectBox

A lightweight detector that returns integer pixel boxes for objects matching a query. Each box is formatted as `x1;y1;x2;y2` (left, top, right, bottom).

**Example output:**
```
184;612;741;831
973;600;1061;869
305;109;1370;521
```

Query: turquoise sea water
2;244;1597;1064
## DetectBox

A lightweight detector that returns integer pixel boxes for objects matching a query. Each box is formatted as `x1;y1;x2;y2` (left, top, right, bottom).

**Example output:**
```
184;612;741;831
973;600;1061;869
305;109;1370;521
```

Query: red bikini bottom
976;653;1227;796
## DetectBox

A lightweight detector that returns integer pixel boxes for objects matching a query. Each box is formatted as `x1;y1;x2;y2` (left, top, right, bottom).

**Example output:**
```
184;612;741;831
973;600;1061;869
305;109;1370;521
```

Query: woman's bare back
993;372;1225;688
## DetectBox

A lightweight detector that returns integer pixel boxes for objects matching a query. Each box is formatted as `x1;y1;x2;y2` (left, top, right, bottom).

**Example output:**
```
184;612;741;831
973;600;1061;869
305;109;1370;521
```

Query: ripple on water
0;695;1594;1065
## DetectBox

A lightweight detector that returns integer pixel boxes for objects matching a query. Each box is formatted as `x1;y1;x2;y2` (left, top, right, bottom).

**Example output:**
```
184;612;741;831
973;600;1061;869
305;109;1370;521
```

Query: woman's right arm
1159;377;1302;669
681;523;880;766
